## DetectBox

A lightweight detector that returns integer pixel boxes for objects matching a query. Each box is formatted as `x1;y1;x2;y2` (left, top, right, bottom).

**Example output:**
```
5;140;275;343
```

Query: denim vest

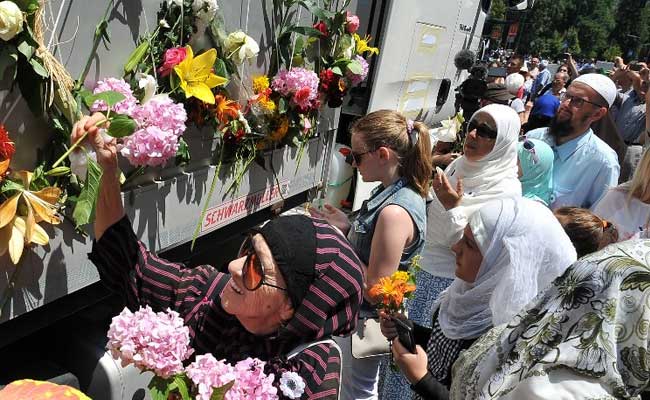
347;178;427;271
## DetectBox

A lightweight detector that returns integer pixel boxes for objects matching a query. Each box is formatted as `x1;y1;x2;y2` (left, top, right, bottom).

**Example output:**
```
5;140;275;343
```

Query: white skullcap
572;73;617;108
540;59;549;67
505;73;525;96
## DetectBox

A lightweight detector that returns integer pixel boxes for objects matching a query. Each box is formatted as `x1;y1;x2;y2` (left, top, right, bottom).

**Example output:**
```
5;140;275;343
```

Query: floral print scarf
451;240;650;399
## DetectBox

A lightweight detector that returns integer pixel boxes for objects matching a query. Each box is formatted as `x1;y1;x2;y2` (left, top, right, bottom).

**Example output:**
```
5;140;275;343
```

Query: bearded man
526;74;620;210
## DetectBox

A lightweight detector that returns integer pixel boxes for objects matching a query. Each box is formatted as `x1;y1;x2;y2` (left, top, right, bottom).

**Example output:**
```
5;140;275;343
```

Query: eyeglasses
345;150;372;166
238;235;287;292
562;93;605;108
467;120;498;139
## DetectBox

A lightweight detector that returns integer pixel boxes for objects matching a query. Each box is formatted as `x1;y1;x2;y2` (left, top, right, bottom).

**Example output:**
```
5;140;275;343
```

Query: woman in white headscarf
424;104;522;280
380;197;577;399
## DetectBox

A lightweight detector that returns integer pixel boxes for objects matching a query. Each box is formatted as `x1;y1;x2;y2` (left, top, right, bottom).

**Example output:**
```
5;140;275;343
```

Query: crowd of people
76;50;650;399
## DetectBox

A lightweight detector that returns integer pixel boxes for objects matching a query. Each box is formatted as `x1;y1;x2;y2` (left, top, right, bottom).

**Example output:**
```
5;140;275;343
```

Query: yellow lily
0;171;62;264
354;33;379;56
173;46;228;104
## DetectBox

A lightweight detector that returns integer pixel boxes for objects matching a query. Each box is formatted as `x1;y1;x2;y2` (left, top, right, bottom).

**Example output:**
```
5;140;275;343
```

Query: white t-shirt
593;187;650;241
509;98;525;114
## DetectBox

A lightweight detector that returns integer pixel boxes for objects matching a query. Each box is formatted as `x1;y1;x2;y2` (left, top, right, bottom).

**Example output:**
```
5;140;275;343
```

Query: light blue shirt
531;68;552;101
527;128;620;210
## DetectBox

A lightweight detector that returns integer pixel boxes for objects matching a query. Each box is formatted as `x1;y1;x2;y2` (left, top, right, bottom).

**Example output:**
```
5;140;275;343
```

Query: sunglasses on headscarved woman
237;235;287;291
467;121;498;139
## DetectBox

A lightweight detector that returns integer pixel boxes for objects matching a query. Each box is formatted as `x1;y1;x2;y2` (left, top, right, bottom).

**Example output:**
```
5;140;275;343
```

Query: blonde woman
594;148;650;240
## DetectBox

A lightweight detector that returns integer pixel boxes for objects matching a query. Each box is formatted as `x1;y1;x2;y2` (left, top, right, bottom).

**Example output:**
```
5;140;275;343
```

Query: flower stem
75;0;115;91
51;117;109;168
191;143;225;251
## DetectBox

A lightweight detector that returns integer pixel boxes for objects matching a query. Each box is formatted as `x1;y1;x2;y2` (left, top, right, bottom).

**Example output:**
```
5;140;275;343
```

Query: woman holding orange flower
379;197;577;399
310;110;432;399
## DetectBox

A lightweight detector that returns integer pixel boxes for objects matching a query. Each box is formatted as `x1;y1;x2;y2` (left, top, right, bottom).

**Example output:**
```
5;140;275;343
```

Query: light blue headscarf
517;138;554;206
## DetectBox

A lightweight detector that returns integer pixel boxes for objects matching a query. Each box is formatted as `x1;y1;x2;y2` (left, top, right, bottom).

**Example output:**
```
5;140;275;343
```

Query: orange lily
214;94;241;124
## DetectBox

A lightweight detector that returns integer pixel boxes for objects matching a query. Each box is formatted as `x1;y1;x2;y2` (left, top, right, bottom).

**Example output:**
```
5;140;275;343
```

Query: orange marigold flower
214;94;241;124
0;125;15;161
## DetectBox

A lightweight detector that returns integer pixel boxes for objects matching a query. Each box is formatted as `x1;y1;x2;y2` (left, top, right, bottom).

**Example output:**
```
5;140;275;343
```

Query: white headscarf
445;104;521;200
437;197;577;340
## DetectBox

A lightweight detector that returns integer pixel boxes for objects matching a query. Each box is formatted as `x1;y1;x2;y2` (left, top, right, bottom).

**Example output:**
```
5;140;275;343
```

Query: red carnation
0;125;15;161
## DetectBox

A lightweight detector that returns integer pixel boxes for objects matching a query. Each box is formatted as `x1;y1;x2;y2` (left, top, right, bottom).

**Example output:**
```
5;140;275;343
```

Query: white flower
0;1;24;41
166;0;183;7
158;19;170;29
192;0;218;25
238;110;251;134
69;147;95;181
136;73;158;104
279;371;305;399
224;31;259;64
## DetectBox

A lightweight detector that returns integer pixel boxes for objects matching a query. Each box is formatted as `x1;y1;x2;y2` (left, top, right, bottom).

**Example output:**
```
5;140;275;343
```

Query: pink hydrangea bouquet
107;306;306;400
271;67;320;113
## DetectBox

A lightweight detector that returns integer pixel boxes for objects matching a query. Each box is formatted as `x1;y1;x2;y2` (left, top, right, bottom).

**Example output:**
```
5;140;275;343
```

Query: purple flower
106;306;193;378
347;55;369;86
120;126;181;167
90;77;139;116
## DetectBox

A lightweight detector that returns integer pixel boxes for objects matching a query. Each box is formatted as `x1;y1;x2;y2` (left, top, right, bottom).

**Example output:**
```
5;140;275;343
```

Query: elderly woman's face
464;113;497;162
451;226;483;283
221;233;294;335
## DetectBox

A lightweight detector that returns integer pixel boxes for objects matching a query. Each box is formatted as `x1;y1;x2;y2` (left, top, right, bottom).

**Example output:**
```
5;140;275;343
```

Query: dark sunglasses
345;150;372;166
238;235;287;292
467;121;498;139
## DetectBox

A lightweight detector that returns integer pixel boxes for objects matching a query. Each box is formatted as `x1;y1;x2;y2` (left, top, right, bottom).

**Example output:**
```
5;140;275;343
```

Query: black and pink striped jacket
90;216;364;399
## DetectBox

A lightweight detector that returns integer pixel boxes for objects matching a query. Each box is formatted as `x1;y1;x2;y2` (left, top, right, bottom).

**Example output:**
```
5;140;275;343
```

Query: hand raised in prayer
433;169;463;210
392;339;429;384
309;204;351;235
71;113;117;172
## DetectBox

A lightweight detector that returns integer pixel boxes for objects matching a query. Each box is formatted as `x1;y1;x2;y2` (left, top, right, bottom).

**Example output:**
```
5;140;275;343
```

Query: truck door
353;0;487;210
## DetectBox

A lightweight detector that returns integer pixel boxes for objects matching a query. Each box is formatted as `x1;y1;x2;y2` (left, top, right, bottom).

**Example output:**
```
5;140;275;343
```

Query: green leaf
214;58;229;80
278;97;288;114
72;157;102;227
209;381;235;400
17;40;35;60
287;26;324;37
124;40;150;75
175;137;191;166
173;375;191;400
29;58;49;78
331;66;343;75
298;0;335;20
346;59;362;75
147;376;170;400
107;115;137;138
83;90;126;108
0;45;18;80
15;0;40;14
1;180;24;195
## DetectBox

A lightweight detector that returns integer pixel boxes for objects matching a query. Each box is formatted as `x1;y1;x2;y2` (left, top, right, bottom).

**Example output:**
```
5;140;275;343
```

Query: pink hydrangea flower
346;12;360;34
120;126;181;167
228;358;278;400
186;354;237;400
132;95;187;137
348;55;369;86
90;77;139;116
107;306;193;379
271;67;319;110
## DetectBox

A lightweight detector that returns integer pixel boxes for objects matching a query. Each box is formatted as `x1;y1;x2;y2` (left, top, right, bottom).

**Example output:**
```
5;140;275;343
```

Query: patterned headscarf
451;240;650;399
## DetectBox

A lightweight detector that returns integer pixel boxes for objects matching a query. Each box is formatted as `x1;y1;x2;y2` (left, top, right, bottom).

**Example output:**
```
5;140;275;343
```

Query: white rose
0;1;24;41
136;73;158;104
225;31;259;64
192;0;218;24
